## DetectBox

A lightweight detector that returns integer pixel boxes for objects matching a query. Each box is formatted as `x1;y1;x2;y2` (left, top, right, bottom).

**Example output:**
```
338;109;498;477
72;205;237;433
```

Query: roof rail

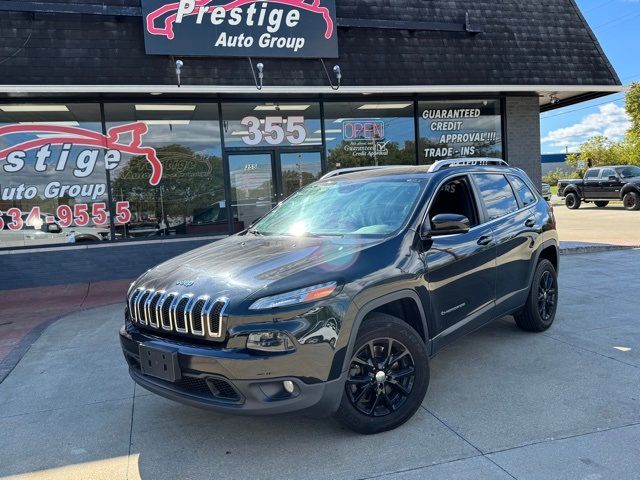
320;166;390;179
427;158;509;173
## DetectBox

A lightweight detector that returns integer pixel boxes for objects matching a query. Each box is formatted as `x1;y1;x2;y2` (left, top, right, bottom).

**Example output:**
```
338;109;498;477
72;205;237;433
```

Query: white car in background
0;212;110;248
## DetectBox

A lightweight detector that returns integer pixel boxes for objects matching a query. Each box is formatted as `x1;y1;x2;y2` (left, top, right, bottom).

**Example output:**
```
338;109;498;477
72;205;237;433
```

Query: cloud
542;103;631;149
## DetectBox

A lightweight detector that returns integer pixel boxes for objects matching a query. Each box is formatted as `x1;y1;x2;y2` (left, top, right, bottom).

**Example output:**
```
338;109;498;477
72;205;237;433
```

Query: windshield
251;178;425;237
616;166;640;178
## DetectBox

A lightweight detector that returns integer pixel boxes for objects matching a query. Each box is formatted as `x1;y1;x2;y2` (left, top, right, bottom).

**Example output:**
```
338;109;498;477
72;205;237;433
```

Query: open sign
342;120;385;141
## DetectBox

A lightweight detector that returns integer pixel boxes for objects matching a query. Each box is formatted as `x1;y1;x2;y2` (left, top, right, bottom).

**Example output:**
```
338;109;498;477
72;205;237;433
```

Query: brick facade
505;96;543;187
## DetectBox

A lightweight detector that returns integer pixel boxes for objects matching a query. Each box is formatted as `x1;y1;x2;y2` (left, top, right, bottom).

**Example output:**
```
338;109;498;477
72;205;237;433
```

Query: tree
626;82;640;136
566;136;619;172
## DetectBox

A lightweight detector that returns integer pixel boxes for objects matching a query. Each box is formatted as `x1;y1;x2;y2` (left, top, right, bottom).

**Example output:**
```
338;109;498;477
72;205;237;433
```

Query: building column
505;96;542;187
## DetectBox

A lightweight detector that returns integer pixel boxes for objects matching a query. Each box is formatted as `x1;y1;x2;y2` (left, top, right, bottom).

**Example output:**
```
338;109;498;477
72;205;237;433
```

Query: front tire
514;259;558;332
335;314;429;434
565;193;581;209
623;191;640;211
594;201;609;208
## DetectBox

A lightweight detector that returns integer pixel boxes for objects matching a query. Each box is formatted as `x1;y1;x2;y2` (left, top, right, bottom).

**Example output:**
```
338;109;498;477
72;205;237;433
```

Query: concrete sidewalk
1;250;640;480
0;279;131;381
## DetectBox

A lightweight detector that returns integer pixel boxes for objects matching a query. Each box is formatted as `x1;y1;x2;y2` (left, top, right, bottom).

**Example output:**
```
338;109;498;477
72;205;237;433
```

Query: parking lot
552;200;640;249
1;249;639;480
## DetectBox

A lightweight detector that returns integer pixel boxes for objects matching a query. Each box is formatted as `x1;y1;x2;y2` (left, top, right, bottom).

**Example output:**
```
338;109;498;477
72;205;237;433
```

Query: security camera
175;60;184;72
257;63;264;74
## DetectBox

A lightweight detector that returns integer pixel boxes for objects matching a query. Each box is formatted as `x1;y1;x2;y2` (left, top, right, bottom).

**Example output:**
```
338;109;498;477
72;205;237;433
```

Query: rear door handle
477;235;493;246
525;217;536;228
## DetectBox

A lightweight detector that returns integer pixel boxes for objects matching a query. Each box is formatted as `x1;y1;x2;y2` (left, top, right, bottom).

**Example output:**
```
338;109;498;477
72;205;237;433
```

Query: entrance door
227;150;322;231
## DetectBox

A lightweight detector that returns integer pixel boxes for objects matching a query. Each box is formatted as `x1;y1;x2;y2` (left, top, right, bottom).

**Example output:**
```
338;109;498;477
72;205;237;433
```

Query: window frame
585;169;600;180
427;174;481;228
600;168;616;179
470;172;521;223
506;174;538;209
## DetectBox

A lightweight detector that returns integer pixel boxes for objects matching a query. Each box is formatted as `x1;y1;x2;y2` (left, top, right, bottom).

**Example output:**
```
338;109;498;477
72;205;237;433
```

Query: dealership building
0;0;621;284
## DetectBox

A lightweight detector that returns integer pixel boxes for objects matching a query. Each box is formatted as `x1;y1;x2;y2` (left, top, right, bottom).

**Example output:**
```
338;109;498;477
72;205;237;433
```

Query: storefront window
419;100;503;164
324;102;416;170
222;102;322;147
104;103;226;239
0;103;110;248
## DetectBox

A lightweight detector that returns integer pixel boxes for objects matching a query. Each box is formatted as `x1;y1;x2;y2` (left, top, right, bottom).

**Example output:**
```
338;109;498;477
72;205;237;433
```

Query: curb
560;245;638;255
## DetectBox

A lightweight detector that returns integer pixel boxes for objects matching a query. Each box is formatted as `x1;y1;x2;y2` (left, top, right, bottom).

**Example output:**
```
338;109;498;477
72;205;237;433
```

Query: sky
539;0;640;154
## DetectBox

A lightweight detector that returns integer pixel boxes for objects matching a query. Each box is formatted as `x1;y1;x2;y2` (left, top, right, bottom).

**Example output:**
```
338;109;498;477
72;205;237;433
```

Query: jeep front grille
128;288;227;340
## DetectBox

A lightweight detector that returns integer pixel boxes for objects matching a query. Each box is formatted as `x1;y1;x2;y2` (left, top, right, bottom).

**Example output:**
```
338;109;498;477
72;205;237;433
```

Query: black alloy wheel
334;314;429;434
346;338;415;417
537;271;557;322
623;192;640;211
514;259;558;332
565;193;580;209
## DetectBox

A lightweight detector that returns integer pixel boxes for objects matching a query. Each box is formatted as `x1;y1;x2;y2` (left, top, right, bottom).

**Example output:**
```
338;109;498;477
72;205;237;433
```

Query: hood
626;176;640;184
133;234;386;301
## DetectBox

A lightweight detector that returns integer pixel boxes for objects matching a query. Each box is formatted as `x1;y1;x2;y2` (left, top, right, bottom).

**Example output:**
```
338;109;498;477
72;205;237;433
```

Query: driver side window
429;176;479;227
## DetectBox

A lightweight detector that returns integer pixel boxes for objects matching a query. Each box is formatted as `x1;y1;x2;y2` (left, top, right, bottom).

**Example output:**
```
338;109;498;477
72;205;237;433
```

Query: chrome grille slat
127;289;227;340
206;297;228;338
189;297;208;336
143;290;156;326
147;291;163;328
173;295;192;333
128;289;143;321
136;290;151;325
157;292;175;331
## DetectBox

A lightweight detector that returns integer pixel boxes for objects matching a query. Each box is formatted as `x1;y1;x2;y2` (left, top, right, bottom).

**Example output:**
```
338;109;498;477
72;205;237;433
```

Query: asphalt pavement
1;249;639;480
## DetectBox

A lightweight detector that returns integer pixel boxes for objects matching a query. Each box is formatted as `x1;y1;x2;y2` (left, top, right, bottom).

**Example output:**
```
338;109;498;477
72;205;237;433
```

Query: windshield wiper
247;228;264;236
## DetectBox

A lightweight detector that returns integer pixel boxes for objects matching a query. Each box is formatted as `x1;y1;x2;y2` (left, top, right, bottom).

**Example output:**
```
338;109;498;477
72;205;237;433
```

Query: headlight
249;282;338;310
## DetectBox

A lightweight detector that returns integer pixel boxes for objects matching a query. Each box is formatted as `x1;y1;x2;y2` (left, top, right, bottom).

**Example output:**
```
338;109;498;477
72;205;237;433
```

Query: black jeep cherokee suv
120;159;559;434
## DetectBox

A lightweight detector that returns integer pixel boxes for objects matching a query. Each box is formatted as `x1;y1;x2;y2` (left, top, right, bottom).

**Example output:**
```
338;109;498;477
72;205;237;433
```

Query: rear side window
585;169;599;179
508;175;537;206
473;174;519;221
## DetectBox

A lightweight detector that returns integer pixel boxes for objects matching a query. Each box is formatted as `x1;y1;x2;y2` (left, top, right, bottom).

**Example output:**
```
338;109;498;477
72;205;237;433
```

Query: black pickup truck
557;165;640;210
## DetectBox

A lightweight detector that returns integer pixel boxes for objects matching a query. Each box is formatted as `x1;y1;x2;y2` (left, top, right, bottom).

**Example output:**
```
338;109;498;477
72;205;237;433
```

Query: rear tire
514;259;558;332
623;192;640;211
334;313;429;434
565;193;581;209
594;201;609;208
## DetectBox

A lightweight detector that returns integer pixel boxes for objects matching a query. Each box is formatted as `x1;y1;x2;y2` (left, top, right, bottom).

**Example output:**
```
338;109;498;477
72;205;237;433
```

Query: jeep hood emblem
176;280;195;287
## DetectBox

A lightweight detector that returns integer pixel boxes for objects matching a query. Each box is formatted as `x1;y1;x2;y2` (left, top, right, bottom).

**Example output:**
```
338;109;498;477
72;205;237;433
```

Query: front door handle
525;217;536;228
477;235;493;246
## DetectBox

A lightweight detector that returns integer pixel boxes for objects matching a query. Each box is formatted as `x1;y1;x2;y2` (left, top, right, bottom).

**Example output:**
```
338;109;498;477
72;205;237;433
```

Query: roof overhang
0;84;622;107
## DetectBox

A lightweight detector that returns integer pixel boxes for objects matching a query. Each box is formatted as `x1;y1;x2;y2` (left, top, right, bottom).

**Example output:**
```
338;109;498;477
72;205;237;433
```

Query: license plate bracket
139;344;181;382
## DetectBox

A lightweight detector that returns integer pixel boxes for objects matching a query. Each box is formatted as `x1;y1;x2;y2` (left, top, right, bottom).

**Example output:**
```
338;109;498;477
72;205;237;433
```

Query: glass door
278;151;323;199
228;153;276;231
226;149;323;231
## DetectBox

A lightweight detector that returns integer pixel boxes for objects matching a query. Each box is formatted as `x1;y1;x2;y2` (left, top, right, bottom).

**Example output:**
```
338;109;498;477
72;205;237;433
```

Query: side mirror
45;223;62;233
608;175;617;181
421;214;470;239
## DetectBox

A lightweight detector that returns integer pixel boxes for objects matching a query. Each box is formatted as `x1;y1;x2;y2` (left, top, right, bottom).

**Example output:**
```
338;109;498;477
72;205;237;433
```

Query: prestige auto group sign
0;123;162;201
142;0;339;57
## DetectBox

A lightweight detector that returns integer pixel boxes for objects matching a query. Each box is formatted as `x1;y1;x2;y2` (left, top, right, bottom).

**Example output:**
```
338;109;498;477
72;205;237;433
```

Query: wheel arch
73;234;100;243
620;183;640;199
562;185;580;197
340;291;431;375
527;240;560;287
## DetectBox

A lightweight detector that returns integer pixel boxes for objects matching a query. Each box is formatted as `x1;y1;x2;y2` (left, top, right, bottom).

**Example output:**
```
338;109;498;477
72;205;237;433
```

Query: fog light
246;331;295;353
283;380;295;394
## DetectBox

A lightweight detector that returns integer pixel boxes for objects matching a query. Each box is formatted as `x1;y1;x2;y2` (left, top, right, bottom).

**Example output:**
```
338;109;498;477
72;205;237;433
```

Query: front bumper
120;325;344;416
